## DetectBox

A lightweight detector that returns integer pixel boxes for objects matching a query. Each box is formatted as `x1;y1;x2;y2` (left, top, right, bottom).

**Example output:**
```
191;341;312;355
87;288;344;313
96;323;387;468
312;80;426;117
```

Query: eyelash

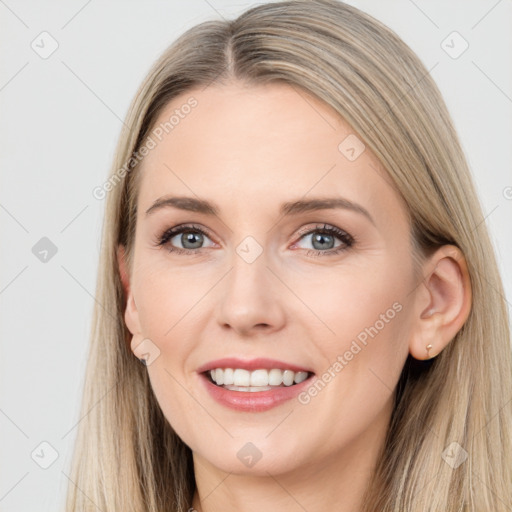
154;223;355;257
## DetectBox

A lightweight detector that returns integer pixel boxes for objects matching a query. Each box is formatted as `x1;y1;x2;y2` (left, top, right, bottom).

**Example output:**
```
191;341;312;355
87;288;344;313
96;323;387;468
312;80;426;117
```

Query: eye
292;224;354;257
155;224;216;255
154;222;355;257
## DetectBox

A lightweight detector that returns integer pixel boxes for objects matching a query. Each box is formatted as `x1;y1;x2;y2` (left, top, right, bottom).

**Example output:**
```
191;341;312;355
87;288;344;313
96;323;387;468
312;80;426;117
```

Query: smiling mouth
204;367;315;392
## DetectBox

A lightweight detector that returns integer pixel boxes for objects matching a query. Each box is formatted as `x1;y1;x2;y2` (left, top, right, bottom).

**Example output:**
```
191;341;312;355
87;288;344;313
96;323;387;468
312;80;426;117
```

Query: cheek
301;261;406;341
300;256;412;392
145;363;203;452
294;269;411;444
134;264;205;444
135;259;211;338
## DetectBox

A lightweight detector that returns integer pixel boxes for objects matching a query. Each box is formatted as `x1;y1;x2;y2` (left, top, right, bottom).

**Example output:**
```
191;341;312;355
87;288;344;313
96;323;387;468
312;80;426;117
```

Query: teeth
283;370;294;386
234;369;250;386
225;385;273;392
208;368;310;389
250;369;268;386
268;368;283;385
223;368;234;385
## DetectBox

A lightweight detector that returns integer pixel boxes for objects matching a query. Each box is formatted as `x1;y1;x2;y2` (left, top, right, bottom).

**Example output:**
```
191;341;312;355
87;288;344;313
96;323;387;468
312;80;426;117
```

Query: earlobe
409;245;472;360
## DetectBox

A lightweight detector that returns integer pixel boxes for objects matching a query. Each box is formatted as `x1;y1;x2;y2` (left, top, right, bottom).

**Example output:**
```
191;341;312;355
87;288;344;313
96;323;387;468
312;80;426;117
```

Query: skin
118;81;472;512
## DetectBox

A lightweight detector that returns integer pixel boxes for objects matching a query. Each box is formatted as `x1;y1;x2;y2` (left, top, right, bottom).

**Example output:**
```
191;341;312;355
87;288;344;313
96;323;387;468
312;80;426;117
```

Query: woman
65;0;512;510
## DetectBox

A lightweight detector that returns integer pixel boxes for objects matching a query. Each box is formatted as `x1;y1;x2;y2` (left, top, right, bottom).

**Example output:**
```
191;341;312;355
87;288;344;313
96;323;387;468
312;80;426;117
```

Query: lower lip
198;372;315;412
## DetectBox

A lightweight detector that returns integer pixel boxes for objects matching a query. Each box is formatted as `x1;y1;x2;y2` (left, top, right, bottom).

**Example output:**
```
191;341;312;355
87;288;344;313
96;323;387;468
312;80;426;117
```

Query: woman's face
122;81;419;477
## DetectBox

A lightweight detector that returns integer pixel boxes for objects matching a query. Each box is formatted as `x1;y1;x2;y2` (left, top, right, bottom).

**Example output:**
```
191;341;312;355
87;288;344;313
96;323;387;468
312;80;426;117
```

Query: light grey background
1;1;511;510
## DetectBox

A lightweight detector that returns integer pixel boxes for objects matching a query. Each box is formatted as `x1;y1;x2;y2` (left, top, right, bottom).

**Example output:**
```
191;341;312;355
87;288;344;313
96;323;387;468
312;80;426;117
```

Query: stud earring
426;344;433;359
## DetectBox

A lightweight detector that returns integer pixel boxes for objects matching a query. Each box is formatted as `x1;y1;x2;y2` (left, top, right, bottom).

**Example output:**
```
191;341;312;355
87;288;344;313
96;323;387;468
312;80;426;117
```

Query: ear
117;244;142;337
409;244;472;360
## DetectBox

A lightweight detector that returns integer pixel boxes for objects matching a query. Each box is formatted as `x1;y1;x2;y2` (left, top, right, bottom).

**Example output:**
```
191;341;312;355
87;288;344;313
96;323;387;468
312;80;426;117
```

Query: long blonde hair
65;1;512;510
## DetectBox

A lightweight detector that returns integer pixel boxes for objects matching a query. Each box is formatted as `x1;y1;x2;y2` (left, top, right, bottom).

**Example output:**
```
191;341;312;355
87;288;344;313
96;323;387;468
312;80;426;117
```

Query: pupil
182;232;203;249
313;233;334;250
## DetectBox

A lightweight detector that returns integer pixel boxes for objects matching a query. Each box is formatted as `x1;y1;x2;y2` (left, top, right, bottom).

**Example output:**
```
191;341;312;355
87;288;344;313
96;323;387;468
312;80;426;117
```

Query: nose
215;248;286;337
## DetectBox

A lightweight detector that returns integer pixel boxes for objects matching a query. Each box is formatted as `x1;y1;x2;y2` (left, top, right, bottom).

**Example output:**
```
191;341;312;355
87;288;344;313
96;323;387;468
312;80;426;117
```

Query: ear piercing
425;308;436;359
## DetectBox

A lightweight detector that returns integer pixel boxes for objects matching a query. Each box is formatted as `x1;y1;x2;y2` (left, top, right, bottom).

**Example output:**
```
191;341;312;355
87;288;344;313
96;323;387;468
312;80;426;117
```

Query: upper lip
197;357;314;374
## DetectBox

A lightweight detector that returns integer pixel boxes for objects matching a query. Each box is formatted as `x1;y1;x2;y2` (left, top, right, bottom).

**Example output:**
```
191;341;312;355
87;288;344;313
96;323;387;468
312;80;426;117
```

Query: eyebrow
145;195;375;225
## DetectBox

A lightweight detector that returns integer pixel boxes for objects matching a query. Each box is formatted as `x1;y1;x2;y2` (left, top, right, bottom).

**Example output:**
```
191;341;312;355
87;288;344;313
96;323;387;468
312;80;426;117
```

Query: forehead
136;81;405;224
